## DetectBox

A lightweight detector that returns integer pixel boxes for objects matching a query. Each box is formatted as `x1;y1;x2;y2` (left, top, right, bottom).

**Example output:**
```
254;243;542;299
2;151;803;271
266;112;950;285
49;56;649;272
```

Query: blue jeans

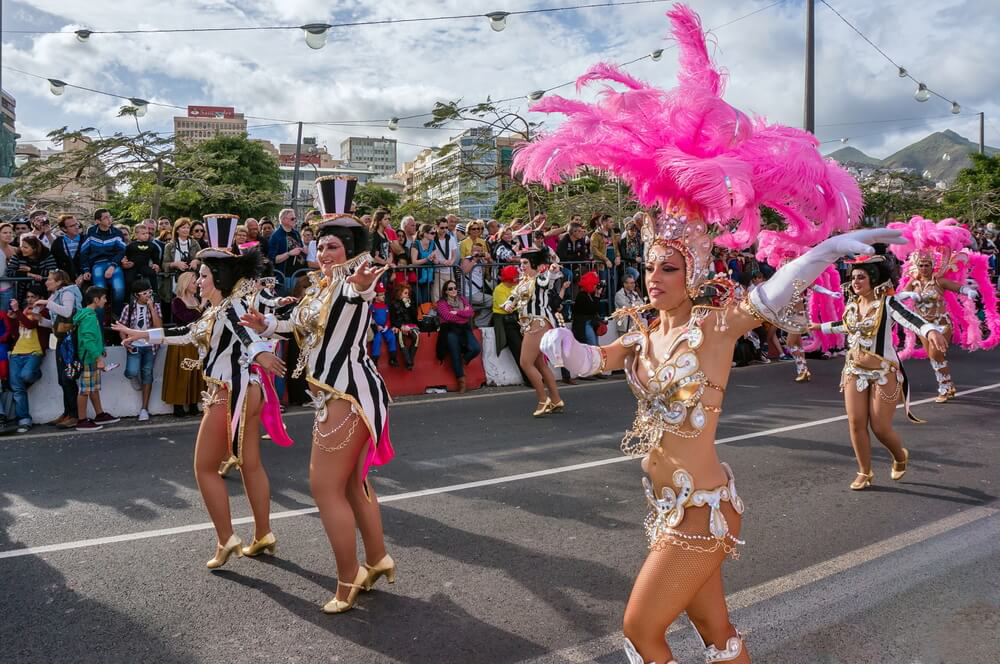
0;288;13;314
442;327;481;379
583;320;599;346
92;261;125;313
9;353;42;425
125;346;155;385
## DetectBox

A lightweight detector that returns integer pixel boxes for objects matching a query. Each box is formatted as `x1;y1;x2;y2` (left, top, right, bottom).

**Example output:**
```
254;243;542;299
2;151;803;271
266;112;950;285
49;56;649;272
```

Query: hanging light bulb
914;83;930;102
897;66;907;78
528;90;545;101
300;23;331;50
48;79;67;96
388;118;399;131
650;49;664;61
950;101;961;114
486;12;509;32
840;137;849;144
75;29;92;43
129;98;149;117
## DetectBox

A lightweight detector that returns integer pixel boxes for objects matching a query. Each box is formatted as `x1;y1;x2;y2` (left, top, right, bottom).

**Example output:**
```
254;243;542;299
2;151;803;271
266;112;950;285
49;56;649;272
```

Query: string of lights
817;115;975;145
0;0;670;48
1;0;784;133
819;0;962;114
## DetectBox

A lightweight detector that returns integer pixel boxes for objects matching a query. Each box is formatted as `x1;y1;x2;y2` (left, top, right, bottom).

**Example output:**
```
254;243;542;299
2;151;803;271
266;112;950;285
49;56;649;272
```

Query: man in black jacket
51;214;85;283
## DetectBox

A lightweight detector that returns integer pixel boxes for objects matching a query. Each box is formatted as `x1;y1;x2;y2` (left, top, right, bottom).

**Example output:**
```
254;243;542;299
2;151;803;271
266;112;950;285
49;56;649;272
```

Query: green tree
353;183;401;216
942;153;1000;227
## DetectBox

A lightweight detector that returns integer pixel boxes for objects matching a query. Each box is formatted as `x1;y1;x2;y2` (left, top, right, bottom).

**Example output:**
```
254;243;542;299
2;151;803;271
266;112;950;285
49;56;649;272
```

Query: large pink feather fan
512;3;861;250
888;216;971;261
890;216;1000;357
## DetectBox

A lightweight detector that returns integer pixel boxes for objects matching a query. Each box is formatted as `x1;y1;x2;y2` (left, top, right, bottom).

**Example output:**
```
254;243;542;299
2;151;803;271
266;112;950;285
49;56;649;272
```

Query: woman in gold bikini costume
514;5;901;662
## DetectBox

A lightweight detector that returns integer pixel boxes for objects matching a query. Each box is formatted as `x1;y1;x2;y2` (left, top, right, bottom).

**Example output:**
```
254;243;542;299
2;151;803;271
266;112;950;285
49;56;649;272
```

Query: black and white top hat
198;213;240;258
313;176;363;231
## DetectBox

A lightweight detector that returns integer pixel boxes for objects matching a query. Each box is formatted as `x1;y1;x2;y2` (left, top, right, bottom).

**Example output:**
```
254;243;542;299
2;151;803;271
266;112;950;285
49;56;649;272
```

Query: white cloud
2;0;996;167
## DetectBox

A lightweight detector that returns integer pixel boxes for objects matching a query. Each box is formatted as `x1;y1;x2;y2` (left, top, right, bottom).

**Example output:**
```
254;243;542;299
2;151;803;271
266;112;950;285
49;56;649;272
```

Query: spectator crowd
3;205;999;432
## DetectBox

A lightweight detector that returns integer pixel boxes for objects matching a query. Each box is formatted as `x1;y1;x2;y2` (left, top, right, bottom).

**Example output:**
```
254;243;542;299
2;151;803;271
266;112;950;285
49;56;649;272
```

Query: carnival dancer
242;176;395;614
501;249;564;416
887;216;1000;402
812;253;947;491
756;232;844;382
511;5;892;662
113;215;285;569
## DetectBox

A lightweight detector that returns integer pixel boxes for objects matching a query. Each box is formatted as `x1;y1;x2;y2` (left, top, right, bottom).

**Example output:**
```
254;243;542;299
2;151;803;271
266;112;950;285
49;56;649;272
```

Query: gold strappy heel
241;532;276;557
363;554;397;590
532;399;551;417
206;534;243;569
850;471;874;490
322;567;368;614
891;449;909;481
545;399;565;414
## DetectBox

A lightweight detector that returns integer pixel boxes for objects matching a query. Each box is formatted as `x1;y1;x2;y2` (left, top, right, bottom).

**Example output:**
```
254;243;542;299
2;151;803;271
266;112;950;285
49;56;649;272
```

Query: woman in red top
435;279;480;393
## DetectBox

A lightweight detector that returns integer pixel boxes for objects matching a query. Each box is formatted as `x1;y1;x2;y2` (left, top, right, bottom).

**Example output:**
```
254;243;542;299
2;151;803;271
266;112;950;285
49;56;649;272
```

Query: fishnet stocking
623;503;749;663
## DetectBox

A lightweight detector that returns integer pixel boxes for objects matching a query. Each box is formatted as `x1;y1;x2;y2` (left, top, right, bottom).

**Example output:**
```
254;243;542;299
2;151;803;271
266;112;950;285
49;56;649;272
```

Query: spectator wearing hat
492;265;530;383
573;271;604;348
370;282;398;367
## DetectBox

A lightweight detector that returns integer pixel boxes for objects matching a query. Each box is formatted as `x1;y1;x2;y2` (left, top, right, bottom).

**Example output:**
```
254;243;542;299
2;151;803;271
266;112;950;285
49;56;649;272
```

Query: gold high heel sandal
363;554;397;591
206;534;243;569
849;471;874;490
545;399;565;414
532;399;552;417
891;449;909;481
795;369;811;382
322;567;368;614
242;532;276;557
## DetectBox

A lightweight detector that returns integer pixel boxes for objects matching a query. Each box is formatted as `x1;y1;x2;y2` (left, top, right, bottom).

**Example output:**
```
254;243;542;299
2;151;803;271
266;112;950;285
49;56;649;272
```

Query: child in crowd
74;286;119;431
124;224;162;298
118;278;162;421
370;283;398;366
8;288;49;433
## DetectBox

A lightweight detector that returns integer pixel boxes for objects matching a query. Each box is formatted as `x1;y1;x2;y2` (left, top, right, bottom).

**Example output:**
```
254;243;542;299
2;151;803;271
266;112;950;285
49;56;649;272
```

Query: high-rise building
173;105;247;145
1;89;17;179
402;128;497;220
340;137;397;176
12;136;111;215
278;136;341;168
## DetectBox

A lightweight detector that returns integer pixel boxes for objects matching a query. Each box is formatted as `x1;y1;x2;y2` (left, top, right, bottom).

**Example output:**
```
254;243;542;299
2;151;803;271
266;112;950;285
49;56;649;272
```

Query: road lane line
526;505;1000;664
2;381;998;560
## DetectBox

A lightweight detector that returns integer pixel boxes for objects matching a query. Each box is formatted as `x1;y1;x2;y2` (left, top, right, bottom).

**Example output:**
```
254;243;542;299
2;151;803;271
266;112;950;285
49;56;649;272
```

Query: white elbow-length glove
540;327;602;378
810;284;842;298
748;228;905;330
960;279;979;300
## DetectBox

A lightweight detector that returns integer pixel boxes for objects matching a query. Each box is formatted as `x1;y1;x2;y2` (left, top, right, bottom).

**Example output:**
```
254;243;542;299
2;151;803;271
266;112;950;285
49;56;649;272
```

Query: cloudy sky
2;0;997;169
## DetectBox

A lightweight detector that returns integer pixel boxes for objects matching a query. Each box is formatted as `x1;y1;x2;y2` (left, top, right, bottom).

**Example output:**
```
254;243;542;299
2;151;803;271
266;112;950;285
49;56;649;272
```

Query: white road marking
1;381;997;560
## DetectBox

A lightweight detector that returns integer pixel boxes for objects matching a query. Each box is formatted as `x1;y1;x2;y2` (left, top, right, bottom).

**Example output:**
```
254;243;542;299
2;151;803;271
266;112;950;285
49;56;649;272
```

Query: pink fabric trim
361;416;395;482
254;366;294;447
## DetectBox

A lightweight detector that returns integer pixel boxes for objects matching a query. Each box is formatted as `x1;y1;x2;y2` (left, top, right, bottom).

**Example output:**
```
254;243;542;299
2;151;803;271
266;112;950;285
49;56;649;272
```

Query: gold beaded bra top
842;294;886;360
615;305;725;457
910;279;948;324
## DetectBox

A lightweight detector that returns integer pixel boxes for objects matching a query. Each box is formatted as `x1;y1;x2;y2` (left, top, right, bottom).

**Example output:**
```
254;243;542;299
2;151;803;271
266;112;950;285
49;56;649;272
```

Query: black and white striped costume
503;268;560;333
263;264;393;476
149;287;271;464
820;293;940;421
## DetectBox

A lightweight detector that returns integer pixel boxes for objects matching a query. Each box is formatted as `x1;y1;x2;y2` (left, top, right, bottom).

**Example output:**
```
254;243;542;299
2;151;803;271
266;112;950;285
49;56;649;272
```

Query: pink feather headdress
512;3;861;296
888;215;1000;355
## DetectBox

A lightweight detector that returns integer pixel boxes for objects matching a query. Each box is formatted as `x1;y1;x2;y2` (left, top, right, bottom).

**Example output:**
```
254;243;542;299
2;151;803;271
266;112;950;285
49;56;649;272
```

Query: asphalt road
1;350;998;664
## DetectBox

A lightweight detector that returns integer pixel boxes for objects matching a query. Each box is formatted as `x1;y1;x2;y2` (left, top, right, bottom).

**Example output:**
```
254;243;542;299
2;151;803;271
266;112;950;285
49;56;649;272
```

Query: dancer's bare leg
239;384;271;540
193;389;234;544
520;325;548;402
844;385;872;474
868;372;906;463
310;397;369;601
347;440;388;566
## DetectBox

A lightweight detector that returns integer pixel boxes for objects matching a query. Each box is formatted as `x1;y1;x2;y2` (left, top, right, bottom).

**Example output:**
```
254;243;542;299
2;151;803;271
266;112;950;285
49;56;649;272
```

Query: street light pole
289;121;304;216
804;0;815;134
979;112;985;155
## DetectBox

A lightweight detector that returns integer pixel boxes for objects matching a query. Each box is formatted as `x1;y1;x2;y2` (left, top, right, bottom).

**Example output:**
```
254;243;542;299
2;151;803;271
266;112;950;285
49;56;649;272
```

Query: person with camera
28;210;55;248
461;233;493;328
